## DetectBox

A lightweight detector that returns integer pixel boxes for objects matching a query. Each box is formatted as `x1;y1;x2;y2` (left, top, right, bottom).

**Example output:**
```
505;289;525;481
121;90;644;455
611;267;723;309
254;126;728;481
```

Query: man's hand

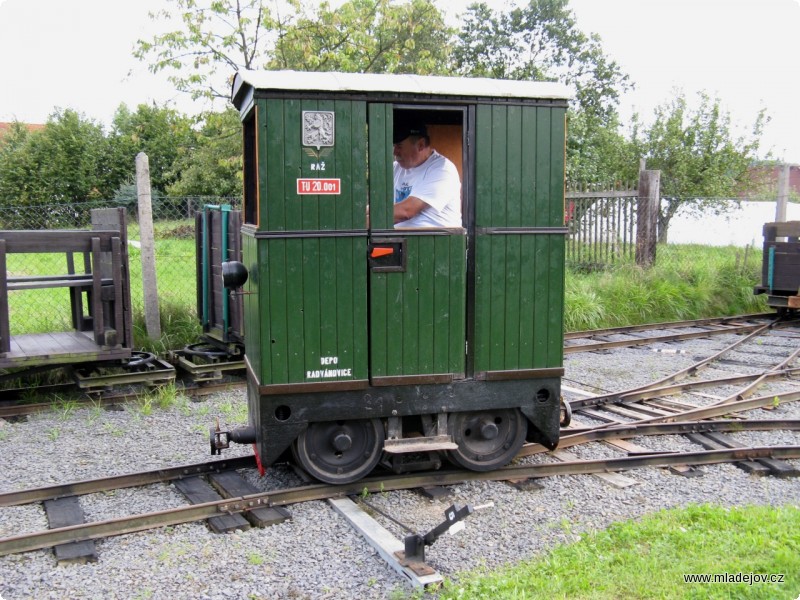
393;196;429;224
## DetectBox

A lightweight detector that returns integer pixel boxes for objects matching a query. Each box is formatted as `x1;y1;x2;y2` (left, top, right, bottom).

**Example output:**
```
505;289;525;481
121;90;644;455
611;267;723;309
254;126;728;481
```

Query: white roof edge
234;70;571;101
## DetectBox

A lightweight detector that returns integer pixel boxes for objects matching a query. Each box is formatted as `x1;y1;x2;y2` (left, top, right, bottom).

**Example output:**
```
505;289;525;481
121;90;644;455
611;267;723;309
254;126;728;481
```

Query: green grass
437;504;800;600
565;244;766;331
4;237;770;352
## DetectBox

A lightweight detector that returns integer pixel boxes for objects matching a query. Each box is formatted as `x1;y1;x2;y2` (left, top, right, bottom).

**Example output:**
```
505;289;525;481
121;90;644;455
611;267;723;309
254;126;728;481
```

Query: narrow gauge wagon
213;70;570;484
0;209;133;376
172;204;247;383
754;220;800;311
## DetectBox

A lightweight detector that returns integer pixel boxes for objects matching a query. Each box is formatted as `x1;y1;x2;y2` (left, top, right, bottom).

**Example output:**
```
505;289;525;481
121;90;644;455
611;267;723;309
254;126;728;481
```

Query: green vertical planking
488;236;505;369
302;237;321;379
319;237;338;357
315;100;335;231
242;235;261;381
550;108;566;227
506;105;523;228
299;99;319;231
264;99;285;231
262;99;367;232
491;106;507;227
400;240;420;374
252;98;369;386
475;104;493;227
535;108;552;227
474;103;565;373
338;100;367;230
449;236;466;375
285;237;305;381
369;270;388;377
267;238;288;382
473;104;493;371
369;235;465;378
521;107;538;225
431;236;450;374
385;269;403;374
257;240;272;384
339;239;364;379
504;234;521;367
517;235;536;366
532;235;549;367
368;104;392;231
351;238;368;378
474;234;563;371
548;235;565;365
416;235;435;373
283;99;303;231
258;237;367;386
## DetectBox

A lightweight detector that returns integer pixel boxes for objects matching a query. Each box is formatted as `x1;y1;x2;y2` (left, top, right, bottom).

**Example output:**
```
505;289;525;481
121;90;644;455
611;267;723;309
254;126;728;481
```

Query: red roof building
0;122;45;140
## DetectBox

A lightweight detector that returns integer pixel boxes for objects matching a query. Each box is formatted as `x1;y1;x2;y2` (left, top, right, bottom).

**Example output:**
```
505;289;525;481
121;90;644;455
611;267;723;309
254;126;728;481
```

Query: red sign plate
296;178;341;195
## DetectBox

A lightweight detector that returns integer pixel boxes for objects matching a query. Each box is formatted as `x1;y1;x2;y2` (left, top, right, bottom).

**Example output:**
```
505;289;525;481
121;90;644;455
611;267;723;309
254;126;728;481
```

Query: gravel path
1;326;799;600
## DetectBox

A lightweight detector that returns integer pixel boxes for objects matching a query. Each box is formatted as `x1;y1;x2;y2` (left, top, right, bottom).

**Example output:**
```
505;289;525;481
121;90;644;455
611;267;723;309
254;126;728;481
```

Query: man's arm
393;195;429;224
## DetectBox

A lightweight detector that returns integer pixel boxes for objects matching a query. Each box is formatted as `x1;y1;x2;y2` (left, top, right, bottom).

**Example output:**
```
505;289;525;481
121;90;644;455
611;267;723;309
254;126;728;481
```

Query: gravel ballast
1;326;799;599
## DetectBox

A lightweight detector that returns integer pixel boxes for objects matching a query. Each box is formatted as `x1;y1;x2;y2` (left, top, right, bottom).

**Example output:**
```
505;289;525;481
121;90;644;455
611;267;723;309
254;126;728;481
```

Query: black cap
393;121;428;144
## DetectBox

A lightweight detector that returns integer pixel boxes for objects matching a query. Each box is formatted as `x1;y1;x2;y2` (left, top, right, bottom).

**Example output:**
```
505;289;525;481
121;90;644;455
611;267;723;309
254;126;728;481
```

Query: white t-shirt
394;150;462;228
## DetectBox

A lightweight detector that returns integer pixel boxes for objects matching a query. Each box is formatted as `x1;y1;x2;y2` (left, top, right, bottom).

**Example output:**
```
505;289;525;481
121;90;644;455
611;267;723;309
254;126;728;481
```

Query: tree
632;92;767;242
0;109;112;206
567;111;637;183
0;122;36;203
107;103;197;193
452;0;631;125
134;0;453;102
270;0;452;74
167;108;243;197
134;0;273;100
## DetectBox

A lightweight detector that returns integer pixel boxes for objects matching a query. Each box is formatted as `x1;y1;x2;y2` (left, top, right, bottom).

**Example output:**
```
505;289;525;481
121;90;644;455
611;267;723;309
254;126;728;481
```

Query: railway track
564;313;799;412
0;312;792;419
0;311;797;579
563;312;785;353
2;357;799;560
1;439;798;558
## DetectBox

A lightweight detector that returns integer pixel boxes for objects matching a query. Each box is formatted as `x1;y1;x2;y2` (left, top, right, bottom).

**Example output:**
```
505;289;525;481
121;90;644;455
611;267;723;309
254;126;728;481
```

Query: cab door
366;103;467;385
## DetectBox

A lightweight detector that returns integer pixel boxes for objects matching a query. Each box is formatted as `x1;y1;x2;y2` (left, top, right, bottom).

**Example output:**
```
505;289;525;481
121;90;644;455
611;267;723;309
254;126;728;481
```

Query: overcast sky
1;0;798;163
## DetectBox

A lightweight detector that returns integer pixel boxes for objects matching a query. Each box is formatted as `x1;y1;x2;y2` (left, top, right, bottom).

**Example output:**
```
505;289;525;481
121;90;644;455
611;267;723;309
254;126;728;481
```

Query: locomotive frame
216;70;571;483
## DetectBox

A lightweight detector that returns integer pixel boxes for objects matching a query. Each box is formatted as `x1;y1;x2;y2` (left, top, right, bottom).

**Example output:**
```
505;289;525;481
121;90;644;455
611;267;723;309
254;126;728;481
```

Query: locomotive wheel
446;408;527;471
293;419;384;484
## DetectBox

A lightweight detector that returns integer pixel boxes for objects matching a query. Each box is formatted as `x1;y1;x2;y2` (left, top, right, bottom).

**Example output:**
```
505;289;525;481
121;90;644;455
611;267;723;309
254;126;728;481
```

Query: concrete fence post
776;163;789;223
135;152;161;339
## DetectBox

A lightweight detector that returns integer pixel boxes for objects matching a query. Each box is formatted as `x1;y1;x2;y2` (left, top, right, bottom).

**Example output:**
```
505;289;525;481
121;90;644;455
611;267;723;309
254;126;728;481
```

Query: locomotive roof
231;70;571;107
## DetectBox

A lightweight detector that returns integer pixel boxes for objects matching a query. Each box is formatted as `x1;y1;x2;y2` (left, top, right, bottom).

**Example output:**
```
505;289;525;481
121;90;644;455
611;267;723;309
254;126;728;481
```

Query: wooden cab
228;70;570;482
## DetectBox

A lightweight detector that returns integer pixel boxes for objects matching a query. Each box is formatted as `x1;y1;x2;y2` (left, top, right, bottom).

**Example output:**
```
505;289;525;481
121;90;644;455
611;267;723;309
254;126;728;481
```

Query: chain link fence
0;197;240;340
1;194;790;346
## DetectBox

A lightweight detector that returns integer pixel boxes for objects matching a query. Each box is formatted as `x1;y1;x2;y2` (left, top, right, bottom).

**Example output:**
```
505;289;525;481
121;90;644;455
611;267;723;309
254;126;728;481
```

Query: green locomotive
213;70;570;484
